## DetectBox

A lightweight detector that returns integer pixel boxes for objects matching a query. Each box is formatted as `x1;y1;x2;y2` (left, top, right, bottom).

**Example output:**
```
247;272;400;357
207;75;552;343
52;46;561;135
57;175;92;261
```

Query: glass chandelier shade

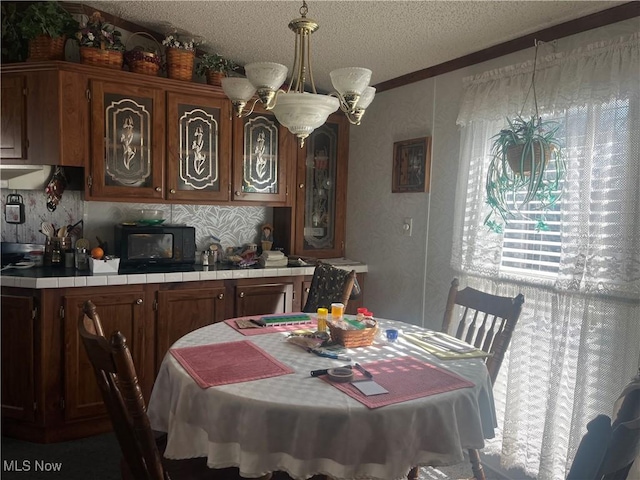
222;1;375;147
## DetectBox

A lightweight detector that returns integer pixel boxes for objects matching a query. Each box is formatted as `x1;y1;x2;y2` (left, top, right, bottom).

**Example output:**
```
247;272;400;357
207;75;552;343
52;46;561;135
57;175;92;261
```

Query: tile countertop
0;259;368;289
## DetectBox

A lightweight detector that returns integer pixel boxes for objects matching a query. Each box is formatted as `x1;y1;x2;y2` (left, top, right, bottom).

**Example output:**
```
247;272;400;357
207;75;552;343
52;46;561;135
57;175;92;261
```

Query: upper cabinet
0;63;307;209
273;112;350;258
0;75;26;160
294;113;349;258
88;79;165;200
88;80;234;203
0;67;88;166
231;105;294;206
166;92;231;202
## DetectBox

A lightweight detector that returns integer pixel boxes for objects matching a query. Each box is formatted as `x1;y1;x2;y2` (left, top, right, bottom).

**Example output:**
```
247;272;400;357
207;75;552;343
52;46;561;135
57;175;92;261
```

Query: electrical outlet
402;217;413;237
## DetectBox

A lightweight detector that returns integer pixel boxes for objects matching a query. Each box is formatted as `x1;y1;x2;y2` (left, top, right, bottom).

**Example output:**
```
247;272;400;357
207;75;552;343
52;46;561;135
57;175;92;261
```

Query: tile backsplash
1;188;271;254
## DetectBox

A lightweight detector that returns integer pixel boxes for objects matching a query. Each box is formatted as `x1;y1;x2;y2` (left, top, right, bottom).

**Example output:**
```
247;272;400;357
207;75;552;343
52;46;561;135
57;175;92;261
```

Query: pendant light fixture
221;1;376;147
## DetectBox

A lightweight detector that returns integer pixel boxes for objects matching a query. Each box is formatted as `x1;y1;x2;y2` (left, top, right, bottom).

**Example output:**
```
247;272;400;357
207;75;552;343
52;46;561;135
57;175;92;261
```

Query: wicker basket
328;320;377;348
28;34;66;61
206;70;224;87
79;47;123;70
125;32;162;76
166;48;195;81
506;142;550;175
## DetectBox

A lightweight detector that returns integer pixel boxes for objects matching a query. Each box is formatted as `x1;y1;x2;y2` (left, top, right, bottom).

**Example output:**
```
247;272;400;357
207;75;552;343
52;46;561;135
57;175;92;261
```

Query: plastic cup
331;302;344;319
385;329;399;342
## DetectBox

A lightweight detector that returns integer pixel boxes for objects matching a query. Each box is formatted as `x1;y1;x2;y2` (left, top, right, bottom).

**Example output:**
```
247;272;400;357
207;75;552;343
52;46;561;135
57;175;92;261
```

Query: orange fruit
91;247;104;260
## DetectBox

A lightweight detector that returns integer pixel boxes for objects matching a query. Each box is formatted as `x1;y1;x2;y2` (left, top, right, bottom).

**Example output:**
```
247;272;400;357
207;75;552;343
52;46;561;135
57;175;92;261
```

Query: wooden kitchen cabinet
0;270;368;443
88;79;166;200
62;287;153;422
0;65;88;166
233;278;297;317
274;113;350;258
1;294;36;423
166;92;232;202
0;75;26;160
156;282;226;370
231;105;294;206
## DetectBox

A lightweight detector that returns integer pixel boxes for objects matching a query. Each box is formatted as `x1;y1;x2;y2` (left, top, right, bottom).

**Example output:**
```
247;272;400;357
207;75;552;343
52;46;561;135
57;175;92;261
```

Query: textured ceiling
80;1;625;92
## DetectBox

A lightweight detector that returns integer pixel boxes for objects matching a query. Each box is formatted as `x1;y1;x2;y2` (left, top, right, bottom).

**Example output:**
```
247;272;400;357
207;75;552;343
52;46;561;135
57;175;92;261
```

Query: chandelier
221;1;376;147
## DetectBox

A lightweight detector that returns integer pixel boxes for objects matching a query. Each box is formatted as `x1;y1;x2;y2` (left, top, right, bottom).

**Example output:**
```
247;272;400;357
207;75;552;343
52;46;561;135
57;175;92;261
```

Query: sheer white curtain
452;34;640;479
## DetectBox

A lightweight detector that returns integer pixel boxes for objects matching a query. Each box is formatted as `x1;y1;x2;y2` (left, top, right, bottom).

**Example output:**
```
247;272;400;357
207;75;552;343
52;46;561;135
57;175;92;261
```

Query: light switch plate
402;217;413;236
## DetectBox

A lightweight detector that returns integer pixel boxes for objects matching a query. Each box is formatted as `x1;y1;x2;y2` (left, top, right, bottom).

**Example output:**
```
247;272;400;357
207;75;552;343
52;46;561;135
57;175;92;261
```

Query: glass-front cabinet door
89;80;165;200
232;106;292;205
166;92;231;202
294;114;348;258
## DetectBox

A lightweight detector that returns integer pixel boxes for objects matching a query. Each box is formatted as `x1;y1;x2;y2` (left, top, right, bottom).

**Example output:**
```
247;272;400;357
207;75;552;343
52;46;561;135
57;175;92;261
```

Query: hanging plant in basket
484;41;566;233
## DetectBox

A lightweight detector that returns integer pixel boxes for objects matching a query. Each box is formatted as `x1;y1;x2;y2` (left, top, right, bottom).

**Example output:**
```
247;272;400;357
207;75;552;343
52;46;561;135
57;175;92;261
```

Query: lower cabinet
0;272;364;442
234;278;297;317
1;294;35;423
62;287;153;422
156;283;226;371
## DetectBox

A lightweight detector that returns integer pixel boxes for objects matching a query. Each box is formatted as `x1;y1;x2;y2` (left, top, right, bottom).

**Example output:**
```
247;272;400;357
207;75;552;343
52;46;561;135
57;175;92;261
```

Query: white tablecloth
147;318;496;480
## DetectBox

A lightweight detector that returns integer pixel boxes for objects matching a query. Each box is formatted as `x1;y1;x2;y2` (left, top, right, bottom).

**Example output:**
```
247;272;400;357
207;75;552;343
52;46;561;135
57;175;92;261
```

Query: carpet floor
1;432;479;480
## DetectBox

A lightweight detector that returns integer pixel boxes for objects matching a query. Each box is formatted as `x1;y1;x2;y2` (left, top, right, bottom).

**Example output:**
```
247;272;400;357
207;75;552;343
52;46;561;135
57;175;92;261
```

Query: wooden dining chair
408;278;525;480
567;370;640;480
302;262;357;313
442;278;525;385
79;300;275;480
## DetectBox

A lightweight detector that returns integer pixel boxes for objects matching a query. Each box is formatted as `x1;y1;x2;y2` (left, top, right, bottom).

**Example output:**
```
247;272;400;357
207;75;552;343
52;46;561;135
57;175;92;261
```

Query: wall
0;188;271;255
346;17;639;329
346;81;434;325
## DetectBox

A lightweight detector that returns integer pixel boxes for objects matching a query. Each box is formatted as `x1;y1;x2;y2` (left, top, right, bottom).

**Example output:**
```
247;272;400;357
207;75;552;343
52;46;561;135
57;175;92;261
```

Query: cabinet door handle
239;292;245;298
155;187;162;192
136;298;143;305
299;183;305;189
304;287;310;293
170;189;176;194
217;293;224;300
235;191;241;196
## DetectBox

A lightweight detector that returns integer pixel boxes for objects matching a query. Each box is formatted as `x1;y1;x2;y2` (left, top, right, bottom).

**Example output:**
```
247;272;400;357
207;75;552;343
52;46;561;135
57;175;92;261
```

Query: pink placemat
224;318;315;336
323;356;475;408
170;340;294;388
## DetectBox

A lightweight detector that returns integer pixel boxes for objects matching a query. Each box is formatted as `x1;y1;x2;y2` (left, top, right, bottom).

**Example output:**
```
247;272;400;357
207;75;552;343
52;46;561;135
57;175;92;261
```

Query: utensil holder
44;237;72;267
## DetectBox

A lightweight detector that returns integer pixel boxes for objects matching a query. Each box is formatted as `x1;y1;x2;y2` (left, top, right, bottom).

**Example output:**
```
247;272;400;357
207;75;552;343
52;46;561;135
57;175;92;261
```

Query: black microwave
115;224;196;272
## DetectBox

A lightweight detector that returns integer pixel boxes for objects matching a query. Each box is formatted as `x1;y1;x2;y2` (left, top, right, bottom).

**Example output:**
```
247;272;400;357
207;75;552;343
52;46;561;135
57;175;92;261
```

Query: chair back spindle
443;278;524;384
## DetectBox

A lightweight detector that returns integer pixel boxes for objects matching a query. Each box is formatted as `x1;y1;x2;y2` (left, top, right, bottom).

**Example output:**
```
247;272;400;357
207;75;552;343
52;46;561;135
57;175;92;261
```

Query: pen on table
250;318;266;327
307;348;351;362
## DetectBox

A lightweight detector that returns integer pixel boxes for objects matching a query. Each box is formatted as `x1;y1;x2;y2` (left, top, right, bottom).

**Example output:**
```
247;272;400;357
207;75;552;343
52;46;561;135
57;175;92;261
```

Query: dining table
147;314;497;480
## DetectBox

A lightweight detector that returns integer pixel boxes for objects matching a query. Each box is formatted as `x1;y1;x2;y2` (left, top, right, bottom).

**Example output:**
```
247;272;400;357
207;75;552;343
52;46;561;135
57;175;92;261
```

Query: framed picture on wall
392;137;432;193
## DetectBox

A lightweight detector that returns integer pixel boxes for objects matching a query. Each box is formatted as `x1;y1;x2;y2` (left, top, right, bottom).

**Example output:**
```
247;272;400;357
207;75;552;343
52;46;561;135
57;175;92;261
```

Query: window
498;98;633;280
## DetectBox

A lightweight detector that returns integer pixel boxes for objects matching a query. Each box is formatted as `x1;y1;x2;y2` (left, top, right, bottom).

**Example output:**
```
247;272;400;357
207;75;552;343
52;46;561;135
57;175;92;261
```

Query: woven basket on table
28;35;66;61
328;321;377;348
79;47;123;70
166;48;195;81
124;32;162;76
